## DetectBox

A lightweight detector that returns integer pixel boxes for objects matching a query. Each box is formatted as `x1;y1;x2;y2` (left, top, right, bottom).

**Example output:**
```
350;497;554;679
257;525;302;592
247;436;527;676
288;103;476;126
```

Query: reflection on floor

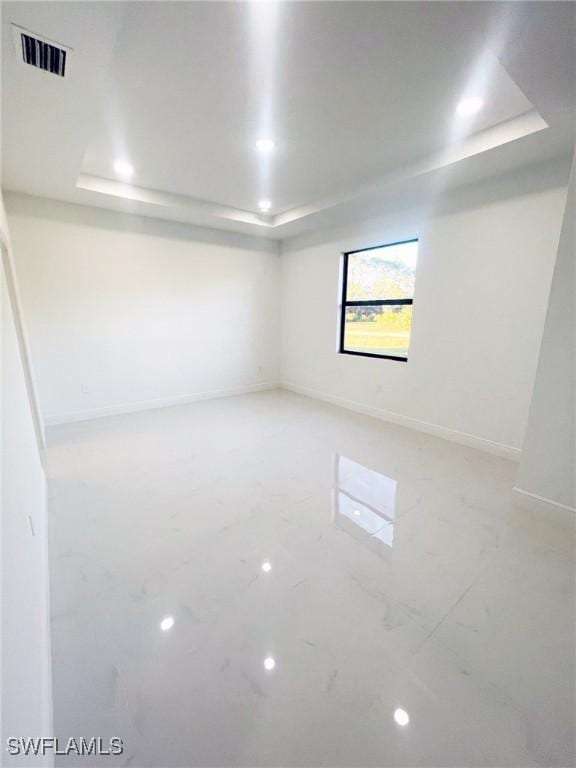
46;390;575;767
334;454;397;551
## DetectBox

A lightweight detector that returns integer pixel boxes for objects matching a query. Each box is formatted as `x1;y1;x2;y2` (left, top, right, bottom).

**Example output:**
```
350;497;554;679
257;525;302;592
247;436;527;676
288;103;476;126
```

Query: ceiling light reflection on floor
261;560;272;573
394;708;410;726
160;616;174;632
263;656;276;671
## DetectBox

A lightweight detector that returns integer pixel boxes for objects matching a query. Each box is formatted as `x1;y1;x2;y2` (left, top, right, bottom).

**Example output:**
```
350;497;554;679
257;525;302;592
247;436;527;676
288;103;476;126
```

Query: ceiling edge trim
76;110;547;236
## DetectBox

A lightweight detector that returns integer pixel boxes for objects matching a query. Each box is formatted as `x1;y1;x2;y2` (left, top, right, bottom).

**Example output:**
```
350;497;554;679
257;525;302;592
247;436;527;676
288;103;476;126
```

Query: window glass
343;304;413;358
347;241;418;301
340;239;418;361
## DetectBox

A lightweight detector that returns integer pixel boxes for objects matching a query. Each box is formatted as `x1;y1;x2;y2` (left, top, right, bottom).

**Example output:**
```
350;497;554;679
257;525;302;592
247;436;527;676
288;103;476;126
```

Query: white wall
1;196;53;764
5;193;280;425
281;165;569;456
515;156;575;512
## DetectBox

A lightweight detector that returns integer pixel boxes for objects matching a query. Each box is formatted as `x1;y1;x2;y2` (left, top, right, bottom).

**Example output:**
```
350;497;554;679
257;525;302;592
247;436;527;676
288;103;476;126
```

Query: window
339;238;418;361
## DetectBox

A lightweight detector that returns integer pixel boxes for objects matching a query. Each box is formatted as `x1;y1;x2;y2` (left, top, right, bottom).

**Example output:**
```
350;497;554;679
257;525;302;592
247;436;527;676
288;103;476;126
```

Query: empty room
1;1;575;767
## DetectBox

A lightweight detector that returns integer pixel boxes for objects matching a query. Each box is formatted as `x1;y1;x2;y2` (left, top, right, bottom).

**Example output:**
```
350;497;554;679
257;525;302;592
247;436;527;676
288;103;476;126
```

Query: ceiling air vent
12;24;71;77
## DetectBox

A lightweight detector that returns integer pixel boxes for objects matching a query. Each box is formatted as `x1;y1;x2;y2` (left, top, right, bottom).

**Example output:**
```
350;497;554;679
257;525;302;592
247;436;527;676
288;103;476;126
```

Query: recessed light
261;560;272;573
113;159;134;180
160;616;174;632
255;138;275;153
258;200;272;213
263;656;276;671
456;97;483;118
394;708;410;726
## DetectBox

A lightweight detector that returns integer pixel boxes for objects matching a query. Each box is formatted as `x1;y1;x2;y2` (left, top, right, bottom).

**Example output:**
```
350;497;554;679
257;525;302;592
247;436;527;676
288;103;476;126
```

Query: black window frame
339;238;418;363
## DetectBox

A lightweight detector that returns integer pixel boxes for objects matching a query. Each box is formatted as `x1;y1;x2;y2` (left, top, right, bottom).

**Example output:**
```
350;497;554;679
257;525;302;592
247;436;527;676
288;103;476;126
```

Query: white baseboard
512;487;576;515
44;382;279;427
46;380;523;463
281;381;521;461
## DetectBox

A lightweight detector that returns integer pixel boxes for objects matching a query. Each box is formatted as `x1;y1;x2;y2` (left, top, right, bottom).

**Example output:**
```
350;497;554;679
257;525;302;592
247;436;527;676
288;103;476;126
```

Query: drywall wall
1;197;52;764
5;193;280;425
515;156;575;512
280;164;570;456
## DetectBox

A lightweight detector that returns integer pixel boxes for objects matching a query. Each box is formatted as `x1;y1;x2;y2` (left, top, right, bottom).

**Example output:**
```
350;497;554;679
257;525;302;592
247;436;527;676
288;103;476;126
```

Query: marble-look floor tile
46;390;575;767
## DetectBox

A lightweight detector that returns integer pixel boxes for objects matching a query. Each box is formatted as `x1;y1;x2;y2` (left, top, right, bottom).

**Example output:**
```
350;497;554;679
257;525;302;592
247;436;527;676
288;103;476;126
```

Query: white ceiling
2;2;575;240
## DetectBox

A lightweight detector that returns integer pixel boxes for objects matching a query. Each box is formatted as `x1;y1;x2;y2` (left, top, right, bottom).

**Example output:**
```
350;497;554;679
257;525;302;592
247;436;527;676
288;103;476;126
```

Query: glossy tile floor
46;391;575;767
